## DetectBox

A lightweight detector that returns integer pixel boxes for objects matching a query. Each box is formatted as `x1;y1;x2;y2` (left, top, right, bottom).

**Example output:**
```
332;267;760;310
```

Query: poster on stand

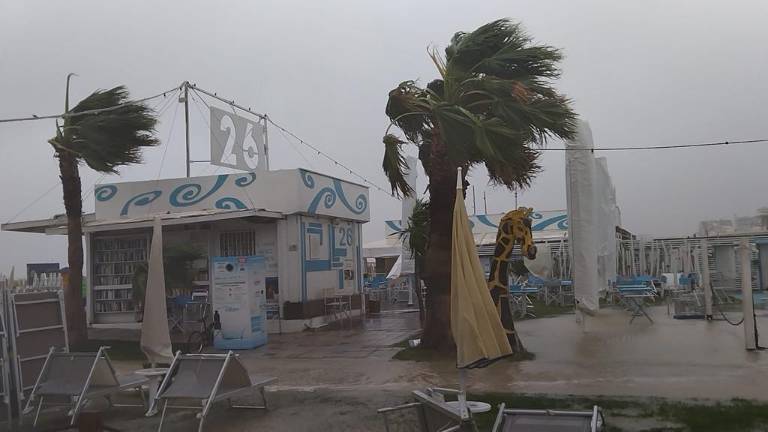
212;256;267;349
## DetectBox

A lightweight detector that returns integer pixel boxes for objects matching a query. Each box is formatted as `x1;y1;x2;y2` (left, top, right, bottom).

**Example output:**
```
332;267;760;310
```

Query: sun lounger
152;350;276;432
0;297;11;427
23;346;149;426
378;389;478;432
492;403;603;432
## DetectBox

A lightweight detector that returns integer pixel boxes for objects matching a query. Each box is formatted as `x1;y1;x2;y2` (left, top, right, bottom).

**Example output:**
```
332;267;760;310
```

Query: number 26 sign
210;106;268;172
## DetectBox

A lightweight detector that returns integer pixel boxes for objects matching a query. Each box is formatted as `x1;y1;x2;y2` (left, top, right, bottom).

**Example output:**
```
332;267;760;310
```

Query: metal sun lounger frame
378;389;478;432
23;346;149;427
492;403;602;432
0;294;11;427
151;350;277;432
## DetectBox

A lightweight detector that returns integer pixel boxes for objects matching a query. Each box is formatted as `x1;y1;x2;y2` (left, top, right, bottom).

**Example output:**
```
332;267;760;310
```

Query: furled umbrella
140;217;173;366
450;168;513;419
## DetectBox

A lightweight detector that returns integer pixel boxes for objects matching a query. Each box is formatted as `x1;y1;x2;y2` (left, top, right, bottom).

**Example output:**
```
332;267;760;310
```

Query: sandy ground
12;304;768;431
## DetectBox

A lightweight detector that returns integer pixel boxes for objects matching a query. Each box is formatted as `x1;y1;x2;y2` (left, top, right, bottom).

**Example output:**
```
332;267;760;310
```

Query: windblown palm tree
50;80;159;346
382;19;576;352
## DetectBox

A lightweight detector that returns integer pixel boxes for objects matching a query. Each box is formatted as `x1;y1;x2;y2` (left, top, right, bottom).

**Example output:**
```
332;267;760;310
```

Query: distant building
698;208;768;236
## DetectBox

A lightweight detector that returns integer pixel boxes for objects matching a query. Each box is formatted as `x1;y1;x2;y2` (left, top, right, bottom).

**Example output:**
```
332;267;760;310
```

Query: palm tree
382;19;576;352
50;78;159;346
397;199;429;324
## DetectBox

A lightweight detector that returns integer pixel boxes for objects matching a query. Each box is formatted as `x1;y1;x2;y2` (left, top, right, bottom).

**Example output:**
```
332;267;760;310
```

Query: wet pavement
225;304;768;401
28;304;768;431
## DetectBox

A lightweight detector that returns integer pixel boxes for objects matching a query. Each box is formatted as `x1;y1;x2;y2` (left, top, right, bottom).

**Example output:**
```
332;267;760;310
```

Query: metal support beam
183;82;191;177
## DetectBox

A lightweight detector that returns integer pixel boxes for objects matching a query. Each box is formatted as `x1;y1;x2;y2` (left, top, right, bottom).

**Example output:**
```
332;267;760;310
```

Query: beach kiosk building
2;168;369;333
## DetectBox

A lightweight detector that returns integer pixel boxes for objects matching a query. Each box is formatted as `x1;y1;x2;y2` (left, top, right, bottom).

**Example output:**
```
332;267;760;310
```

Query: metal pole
483;192;487;214
183;81;191;178
514;189;518;208
263;115;270;170
739;239;757;350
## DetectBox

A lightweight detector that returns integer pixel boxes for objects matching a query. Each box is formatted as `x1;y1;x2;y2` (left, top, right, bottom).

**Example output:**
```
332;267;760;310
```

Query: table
134;367;168;416
617;285;655;324
446;400;492;414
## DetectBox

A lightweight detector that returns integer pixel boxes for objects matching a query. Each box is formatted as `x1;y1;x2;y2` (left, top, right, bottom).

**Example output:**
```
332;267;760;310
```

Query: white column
701;239;712;319
758;243;768;290
738;239;757;350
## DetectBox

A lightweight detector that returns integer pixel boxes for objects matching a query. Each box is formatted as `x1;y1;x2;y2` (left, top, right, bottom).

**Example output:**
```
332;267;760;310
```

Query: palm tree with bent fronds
51;77;159;346
382;19;577;352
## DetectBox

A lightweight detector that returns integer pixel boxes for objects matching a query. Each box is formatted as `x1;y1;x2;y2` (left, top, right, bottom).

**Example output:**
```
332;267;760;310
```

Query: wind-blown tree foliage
397;199;429;323
382;19;576;352
50;84;159;346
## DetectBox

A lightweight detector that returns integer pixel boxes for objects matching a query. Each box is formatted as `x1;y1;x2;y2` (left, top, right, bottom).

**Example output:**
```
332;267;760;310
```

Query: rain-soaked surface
25;305;768;431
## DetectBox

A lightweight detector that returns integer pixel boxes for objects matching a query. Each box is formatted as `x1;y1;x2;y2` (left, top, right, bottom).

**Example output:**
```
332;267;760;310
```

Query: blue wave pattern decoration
170;175;229;207
105;171;260;217
302;171;368;216
475;215;498;229
95;185;118;202
215;197;248;210
234;172;257;187
385;220;402;233
121;191;162;216
300;170;315;188
532;214;568;231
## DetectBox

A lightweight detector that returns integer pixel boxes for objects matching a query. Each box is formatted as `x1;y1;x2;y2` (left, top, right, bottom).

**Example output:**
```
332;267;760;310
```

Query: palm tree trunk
420;172;456;352
418;126;459;352
58;152;87;348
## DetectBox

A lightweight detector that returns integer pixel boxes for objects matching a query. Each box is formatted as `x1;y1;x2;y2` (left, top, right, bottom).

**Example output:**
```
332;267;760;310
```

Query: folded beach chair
23;346;149;427
492;403;603;432
0;299;11;427
152;351;277;432
378;389;478;432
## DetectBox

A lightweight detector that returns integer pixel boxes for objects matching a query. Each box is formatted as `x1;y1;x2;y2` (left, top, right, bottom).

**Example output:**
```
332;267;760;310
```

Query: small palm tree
397;199;429;323
382;19;576;352
50;78;158;346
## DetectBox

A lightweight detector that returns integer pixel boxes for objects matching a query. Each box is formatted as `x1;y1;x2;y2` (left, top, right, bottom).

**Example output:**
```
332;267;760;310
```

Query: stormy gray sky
1;0;768;273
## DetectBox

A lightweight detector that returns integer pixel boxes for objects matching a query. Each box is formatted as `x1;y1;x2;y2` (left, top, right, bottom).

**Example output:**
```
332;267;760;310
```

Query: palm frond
397;199;430;259
382;134;414;198
54;86;159;174
385;81;432;144
384;18;576;197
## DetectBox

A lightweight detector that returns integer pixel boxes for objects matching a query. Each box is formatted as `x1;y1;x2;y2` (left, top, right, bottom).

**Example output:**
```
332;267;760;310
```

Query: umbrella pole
458;368;469;420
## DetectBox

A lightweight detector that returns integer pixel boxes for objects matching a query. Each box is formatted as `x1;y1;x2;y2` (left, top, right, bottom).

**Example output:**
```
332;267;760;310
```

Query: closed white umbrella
140;218;172;365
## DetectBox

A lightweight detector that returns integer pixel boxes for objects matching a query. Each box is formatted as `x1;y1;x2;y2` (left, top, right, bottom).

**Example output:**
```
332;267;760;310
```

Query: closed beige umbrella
140;218;173;365
451;168;512;419
451;168;513;369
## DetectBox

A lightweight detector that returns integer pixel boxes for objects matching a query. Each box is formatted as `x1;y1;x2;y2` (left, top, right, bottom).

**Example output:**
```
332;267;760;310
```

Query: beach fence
0;281;68;425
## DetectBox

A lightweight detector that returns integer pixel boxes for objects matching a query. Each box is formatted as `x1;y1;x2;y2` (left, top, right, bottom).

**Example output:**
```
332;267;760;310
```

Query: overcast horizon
2;0;768;273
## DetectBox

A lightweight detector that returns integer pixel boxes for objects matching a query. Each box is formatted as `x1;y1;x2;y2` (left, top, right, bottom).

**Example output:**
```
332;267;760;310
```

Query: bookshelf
92;236;148;323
